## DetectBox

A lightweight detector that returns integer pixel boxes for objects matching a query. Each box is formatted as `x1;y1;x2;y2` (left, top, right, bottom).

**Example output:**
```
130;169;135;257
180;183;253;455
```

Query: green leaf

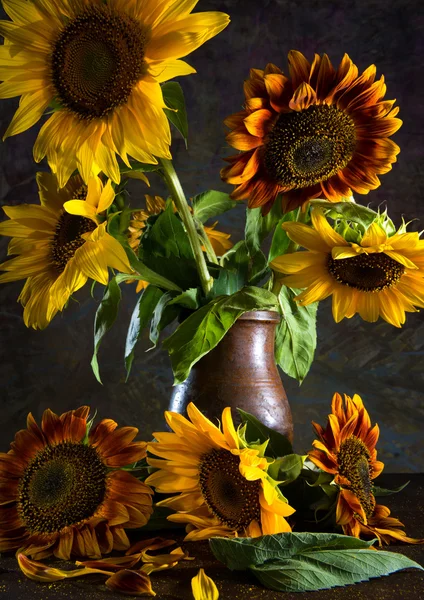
120;246;182;292
91;278;122;384
149;292;180;348
245;199;283;255
161;81;188;147
163;287;278;384
124;286;163;380
248;250;269;285
210;532;375;571
373;480;410;497
192;190;237;223
168;288;201;310
120;160;160;174
268;453;305;484
237;409;292;458
139;201;199;289
210;532;423;593
220;241;250;288
251;550;423;592
275;286;318;383
268;209;299;263
309;200;378;231
211;268;243;296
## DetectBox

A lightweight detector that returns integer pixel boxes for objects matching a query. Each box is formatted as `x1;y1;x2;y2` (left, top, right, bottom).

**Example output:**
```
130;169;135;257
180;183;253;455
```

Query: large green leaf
124;286;163;380
237;409;292;458
245;199;283;255
209;532;423;593
191;190;237;223
139;201;199;289
161;81;188;147
275;286;318;383
91;278;122;384
120;246;182;292
220;241;250;289
163;287;278;384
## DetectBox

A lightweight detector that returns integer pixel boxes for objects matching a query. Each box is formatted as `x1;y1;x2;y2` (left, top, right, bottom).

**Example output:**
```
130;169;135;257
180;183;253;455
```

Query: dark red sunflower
221;51;401;214
309;393;422;545
0;406;153;559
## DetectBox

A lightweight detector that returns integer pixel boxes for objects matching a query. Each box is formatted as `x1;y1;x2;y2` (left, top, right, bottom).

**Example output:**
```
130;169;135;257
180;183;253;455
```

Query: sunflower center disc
50;208;96;273
18;442;107;533
264;104;356;188
337;436;375;519
51;6;148;119
199;449;261;531
328;253;405;292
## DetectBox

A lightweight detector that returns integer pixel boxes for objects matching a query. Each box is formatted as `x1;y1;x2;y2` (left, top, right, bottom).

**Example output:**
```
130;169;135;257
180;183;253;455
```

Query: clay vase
168;310;293;441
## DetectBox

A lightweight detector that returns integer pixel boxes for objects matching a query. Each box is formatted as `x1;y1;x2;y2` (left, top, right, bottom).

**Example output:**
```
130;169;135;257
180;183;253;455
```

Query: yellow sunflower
221;51;401;214
309;393;423;545
0;0;230;187
270;208;424;327
0;171;131;329
202;222;233;256
145;403;295;540
0;406;153;559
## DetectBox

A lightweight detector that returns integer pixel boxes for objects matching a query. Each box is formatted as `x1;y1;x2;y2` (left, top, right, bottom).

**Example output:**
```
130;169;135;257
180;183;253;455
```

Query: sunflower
270;208;424;327
202;222;233;256
221;51;401;214
0;0;230;188
0;406;153;559
0;171;131;329
308;393;422;545
145;403;295;540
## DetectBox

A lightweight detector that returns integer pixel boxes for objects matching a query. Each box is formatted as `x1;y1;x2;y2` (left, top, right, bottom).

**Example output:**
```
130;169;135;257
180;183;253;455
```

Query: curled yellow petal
191;568;219;600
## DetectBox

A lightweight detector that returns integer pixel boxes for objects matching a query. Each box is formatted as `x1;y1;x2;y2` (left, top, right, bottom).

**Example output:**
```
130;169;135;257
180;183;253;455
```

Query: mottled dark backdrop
0;0;423;471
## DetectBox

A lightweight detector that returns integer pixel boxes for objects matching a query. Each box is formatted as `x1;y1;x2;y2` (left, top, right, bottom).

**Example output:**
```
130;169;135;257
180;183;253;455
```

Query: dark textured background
0;0;423;471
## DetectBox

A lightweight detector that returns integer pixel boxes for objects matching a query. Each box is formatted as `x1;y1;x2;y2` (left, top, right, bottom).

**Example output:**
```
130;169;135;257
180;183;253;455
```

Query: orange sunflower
309;393;422;545
0;406;153;559
146;403;295;541
221;51;401;214
0;0;229;187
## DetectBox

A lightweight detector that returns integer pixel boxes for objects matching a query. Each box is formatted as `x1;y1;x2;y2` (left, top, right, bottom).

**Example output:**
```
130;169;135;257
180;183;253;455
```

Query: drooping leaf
268;209;299;262
373;481;410;497
191;190;237;223
220;241;250;288
275;286;317;383
120;246;182;292
124;286;163;380
144;199;194;260
211;268;243;296
163;287;278;384
245;199;284;255
210;532;423;593
91;278;122;384
310;200;378;232
162;81;189;147
149;292;180;348
267;454;305;484
237;409;292;458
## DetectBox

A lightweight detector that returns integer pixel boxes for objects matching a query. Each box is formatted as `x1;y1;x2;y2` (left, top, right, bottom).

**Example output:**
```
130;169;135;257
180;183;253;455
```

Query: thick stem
159;158;213;295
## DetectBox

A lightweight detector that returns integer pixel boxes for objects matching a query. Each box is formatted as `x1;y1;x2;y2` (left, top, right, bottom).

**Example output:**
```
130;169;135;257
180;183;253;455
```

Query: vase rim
238;310;280;323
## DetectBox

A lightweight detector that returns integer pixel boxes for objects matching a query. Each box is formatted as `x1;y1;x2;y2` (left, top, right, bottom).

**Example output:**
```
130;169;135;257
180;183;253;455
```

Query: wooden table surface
0;474;423;600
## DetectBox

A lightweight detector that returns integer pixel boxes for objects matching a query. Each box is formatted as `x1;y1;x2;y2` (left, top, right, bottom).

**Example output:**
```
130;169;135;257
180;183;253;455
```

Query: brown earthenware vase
168;310;293;441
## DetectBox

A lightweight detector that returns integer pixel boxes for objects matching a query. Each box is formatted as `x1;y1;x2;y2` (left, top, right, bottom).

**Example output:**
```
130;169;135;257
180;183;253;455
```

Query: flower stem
194;219;219;265
159;158;214;295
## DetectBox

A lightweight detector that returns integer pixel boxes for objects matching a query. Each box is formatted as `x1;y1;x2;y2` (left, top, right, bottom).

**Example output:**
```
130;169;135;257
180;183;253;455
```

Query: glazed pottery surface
169;310;293;441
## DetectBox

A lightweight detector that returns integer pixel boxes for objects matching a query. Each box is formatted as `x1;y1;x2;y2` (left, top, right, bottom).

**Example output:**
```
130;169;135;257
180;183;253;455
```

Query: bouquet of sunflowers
0;0;423;597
